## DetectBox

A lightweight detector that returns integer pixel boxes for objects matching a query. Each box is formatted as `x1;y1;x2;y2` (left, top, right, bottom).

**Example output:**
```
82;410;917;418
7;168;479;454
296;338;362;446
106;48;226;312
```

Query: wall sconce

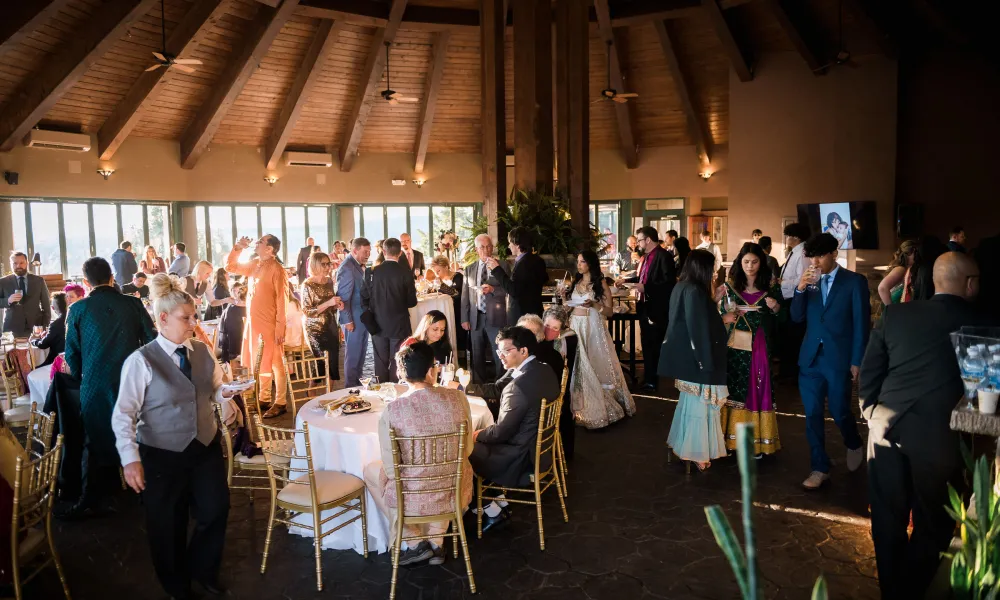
264;174;279;187
698;170;713;181
412;178;425;189
97;167;115;180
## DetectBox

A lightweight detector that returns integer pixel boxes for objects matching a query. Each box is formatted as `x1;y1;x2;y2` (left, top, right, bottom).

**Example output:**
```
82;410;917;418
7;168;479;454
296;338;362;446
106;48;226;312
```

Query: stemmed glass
441;363;456;386
360;376;373;391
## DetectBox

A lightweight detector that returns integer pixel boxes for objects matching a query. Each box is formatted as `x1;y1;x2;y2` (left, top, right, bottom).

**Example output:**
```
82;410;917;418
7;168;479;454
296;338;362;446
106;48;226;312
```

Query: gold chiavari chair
554;359;570;498
24;402;56;461
254;415;368;592
476;395;568;551
388;423;475;600
215;403;284;504
2;353;33;426
10;434;71;600
282;351;331;419
14;338;36;371
244;335;267;435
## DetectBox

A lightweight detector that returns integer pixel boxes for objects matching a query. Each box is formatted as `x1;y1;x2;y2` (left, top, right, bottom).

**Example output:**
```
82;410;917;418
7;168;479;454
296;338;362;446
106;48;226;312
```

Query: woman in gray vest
111;273;236;600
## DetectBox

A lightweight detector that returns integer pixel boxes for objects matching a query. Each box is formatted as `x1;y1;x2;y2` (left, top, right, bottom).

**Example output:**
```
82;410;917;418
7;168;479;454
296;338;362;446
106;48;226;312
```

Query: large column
513;0;553;195
555;0;589;241
480;0;506;242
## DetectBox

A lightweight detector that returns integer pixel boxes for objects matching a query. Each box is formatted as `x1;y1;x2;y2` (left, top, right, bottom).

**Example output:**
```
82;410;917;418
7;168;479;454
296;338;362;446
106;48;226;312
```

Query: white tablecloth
408;293;459;366
0;343;48;370
27;366;52;407
290;387;495;554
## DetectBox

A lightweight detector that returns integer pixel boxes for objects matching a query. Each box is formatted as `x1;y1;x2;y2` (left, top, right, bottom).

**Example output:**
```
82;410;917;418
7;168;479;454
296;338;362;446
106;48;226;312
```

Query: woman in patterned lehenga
720;242;784;457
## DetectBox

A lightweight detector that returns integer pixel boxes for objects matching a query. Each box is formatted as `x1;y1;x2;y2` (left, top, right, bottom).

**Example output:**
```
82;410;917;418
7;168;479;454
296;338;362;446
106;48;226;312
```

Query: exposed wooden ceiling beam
699;0;753;82
761;0;827;75
179;0;299;169
0;0;72;58
654;20;712;168
413;31;450;175
594;0;638;169
265;19;344;170
0;0;158;153
842;0;896;58
98;0;226;161
337;0;409;172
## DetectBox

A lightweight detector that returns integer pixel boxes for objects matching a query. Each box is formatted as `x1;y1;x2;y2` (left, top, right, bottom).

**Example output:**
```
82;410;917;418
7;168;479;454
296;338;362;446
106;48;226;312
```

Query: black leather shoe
640;383;656;392
195;579;226;596
480;507;511;534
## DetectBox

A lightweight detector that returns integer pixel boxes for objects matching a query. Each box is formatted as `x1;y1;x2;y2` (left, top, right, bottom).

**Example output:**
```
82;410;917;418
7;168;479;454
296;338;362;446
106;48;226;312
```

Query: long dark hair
414;309;452;354
909;236;947;301
674;237;691;272
826;211;844;229
570;250;605;302
680;249;717;298
728;242;772;292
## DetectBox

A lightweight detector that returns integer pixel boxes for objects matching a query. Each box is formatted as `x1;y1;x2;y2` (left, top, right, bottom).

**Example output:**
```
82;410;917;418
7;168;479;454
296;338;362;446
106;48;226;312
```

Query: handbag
727;313;753;352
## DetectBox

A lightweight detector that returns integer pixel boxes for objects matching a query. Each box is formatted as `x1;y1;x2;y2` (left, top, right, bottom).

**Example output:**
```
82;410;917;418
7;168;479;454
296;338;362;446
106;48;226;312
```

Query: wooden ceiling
0;0;899;172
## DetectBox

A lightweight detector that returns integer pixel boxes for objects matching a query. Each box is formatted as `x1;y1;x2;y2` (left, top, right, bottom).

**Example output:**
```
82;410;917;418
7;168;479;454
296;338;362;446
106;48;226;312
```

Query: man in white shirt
777;222;812;381
696;230;723;277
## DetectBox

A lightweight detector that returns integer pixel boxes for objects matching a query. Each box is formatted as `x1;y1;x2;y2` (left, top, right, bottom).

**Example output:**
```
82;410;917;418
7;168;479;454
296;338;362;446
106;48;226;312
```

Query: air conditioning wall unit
23;130;92;152
284;151;334;167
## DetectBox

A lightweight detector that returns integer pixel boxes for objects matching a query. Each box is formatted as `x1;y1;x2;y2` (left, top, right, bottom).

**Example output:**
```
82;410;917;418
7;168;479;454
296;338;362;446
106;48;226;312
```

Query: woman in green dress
720;242;784;457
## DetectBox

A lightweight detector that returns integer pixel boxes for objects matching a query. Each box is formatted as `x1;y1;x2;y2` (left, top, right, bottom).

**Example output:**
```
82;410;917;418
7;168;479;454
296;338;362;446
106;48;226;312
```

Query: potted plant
496;188;606;269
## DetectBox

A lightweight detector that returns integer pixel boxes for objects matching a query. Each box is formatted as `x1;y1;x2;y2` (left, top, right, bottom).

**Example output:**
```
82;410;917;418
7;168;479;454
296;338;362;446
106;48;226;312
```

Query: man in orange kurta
226;234;288;417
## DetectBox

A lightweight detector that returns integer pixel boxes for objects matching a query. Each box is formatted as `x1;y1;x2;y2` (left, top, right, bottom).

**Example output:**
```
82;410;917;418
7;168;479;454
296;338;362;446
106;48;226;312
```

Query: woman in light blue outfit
660;249;735;470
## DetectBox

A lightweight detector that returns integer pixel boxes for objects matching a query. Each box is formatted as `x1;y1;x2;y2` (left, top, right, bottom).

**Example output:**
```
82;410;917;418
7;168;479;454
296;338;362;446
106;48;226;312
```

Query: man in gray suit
470;326;559;531
110;241;138;287
336;238;372;387
461;234;507;384
0;251;51;336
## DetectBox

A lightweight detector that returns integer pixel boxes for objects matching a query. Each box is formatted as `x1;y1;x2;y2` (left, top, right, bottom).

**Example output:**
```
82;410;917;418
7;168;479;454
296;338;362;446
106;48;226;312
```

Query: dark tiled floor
27;371;879;600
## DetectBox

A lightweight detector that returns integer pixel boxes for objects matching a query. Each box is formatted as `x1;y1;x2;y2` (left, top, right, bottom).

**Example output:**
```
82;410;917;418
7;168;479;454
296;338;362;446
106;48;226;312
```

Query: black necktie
17;276;25;294
175;346;192;381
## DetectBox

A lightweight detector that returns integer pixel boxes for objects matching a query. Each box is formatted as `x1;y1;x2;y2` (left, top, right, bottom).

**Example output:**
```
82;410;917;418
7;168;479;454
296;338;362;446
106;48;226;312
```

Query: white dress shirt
511;355;536;378
112;335;232;466
696;241;723;274
780;243;807;300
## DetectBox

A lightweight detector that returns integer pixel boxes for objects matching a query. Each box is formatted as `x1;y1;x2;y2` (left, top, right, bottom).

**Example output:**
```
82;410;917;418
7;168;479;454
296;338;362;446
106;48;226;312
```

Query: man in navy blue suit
791;232;870;490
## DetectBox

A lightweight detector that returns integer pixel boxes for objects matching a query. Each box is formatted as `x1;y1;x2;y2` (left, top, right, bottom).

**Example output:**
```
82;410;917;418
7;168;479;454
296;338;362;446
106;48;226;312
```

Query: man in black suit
616;226;677;392
861;252;986;599
461;234;507;384
362;237;418;382
470;326;559;531
486;226;548;324
296;237;314;282
398;233;426;276
1;251;51;337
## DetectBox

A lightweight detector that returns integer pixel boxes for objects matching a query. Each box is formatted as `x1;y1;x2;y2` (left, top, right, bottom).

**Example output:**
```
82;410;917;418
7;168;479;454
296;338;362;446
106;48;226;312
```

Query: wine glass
360;376;373;391
458;369;471;389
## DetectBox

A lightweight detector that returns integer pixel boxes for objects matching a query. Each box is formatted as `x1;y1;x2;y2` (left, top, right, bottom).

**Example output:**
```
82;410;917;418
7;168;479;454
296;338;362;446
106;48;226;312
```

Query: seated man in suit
470;326;559;532
791;232;870;491
861;252;987;599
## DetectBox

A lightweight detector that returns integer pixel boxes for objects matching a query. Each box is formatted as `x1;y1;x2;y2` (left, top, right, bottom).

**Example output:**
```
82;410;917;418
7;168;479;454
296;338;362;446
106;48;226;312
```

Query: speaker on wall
897;203;924;238
2;171;17;185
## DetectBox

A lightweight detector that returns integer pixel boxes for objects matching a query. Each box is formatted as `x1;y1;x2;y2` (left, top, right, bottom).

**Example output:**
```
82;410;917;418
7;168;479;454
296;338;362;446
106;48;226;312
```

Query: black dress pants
867;418;961;600
637;304;666;387
471;315;501;384
372;335;403;382
140;436;229;598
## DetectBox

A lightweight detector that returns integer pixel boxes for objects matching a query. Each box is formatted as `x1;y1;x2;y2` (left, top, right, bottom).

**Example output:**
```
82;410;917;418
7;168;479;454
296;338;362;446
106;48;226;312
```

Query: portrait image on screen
820;202;853;250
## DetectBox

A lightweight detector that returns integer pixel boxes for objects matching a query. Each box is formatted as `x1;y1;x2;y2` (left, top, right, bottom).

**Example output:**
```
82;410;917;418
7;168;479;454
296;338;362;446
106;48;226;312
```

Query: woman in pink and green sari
720;243;784;457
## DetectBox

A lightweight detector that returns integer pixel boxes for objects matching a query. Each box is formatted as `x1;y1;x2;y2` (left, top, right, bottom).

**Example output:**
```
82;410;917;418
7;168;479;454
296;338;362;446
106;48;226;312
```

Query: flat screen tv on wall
796;201;879;250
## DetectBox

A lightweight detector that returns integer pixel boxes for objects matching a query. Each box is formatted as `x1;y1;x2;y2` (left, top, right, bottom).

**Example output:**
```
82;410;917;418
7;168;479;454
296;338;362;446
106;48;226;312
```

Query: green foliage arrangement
704;423;829;600
945;444;1000;599
498;188;605;257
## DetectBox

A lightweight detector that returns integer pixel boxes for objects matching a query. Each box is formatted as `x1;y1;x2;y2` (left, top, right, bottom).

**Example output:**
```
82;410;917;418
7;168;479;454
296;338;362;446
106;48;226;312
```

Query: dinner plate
222;378;255;393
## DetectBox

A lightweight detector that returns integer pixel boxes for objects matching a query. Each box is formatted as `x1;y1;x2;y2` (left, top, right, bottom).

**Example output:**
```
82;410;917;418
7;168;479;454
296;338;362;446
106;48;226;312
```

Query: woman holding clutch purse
720;242;784;458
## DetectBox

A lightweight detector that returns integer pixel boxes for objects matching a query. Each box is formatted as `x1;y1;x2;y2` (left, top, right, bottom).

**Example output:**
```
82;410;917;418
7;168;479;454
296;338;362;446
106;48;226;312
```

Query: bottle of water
989;353;1000;389
962;348;987;396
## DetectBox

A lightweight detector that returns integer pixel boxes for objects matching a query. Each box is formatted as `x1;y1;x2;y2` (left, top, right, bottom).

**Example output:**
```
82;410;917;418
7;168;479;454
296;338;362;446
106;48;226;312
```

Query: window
409;206;431;255
454;206;474;244
307;206;329;252
30;203;60;274
92;204;119;262
432;206;452;239
284;207;306;264
235;206;258;263
147;205;169;261
208;206;233;266
63;203;91;277
9;202;27;253
362;206;384;240
120;204;145;250
353;207;362;240
386;207;407;241
195;207;208;262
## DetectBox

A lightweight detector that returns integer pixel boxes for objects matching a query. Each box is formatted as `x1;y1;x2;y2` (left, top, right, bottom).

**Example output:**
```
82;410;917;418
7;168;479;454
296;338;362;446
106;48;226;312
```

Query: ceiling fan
594;41;638;104
146;0;202;74
381;42;418;105
814;0;858;72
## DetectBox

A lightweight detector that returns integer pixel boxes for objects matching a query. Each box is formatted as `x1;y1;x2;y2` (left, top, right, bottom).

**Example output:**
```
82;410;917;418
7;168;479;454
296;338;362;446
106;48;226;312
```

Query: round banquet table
27;365;52;407
408;293;459;366
289;387;495;554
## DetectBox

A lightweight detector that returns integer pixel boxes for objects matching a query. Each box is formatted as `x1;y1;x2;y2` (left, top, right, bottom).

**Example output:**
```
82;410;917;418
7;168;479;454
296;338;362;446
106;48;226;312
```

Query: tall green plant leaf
735;423;758;599
810;576;828;600
705;505;751;598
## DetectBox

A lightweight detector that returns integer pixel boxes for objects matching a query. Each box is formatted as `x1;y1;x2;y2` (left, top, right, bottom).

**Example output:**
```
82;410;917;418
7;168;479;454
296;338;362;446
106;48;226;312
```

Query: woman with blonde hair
877;240;916;305
203;267;233;321
140;245;167;275
111;273;235;599
300;251;344;381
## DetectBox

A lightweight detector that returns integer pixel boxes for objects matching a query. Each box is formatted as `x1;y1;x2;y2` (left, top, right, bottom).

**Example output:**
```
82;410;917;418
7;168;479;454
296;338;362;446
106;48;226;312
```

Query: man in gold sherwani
226;234;288;417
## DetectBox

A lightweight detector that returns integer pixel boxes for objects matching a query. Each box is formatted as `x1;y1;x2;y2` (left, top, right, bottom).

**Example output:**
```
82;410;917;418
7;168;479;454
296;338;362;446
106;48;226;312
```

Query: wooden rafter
413;31;450;174
0;0;158;153
699;0;753;82
0;0;72;58
265;19;344;170
594;0;638;169
98;0;227;161
480;0;505;242
337;0;408;172
761;0;826;75
179;0;299;169
654;20;712;168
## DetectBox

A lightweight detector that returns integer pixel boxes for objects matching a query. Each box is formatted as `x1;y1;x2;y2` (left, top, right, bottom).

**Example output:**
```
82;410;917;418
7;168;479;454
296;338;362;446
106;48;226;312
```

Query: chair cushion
13;394;32;407
4;404;30;423
237;452;289;466
277;470;364;507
